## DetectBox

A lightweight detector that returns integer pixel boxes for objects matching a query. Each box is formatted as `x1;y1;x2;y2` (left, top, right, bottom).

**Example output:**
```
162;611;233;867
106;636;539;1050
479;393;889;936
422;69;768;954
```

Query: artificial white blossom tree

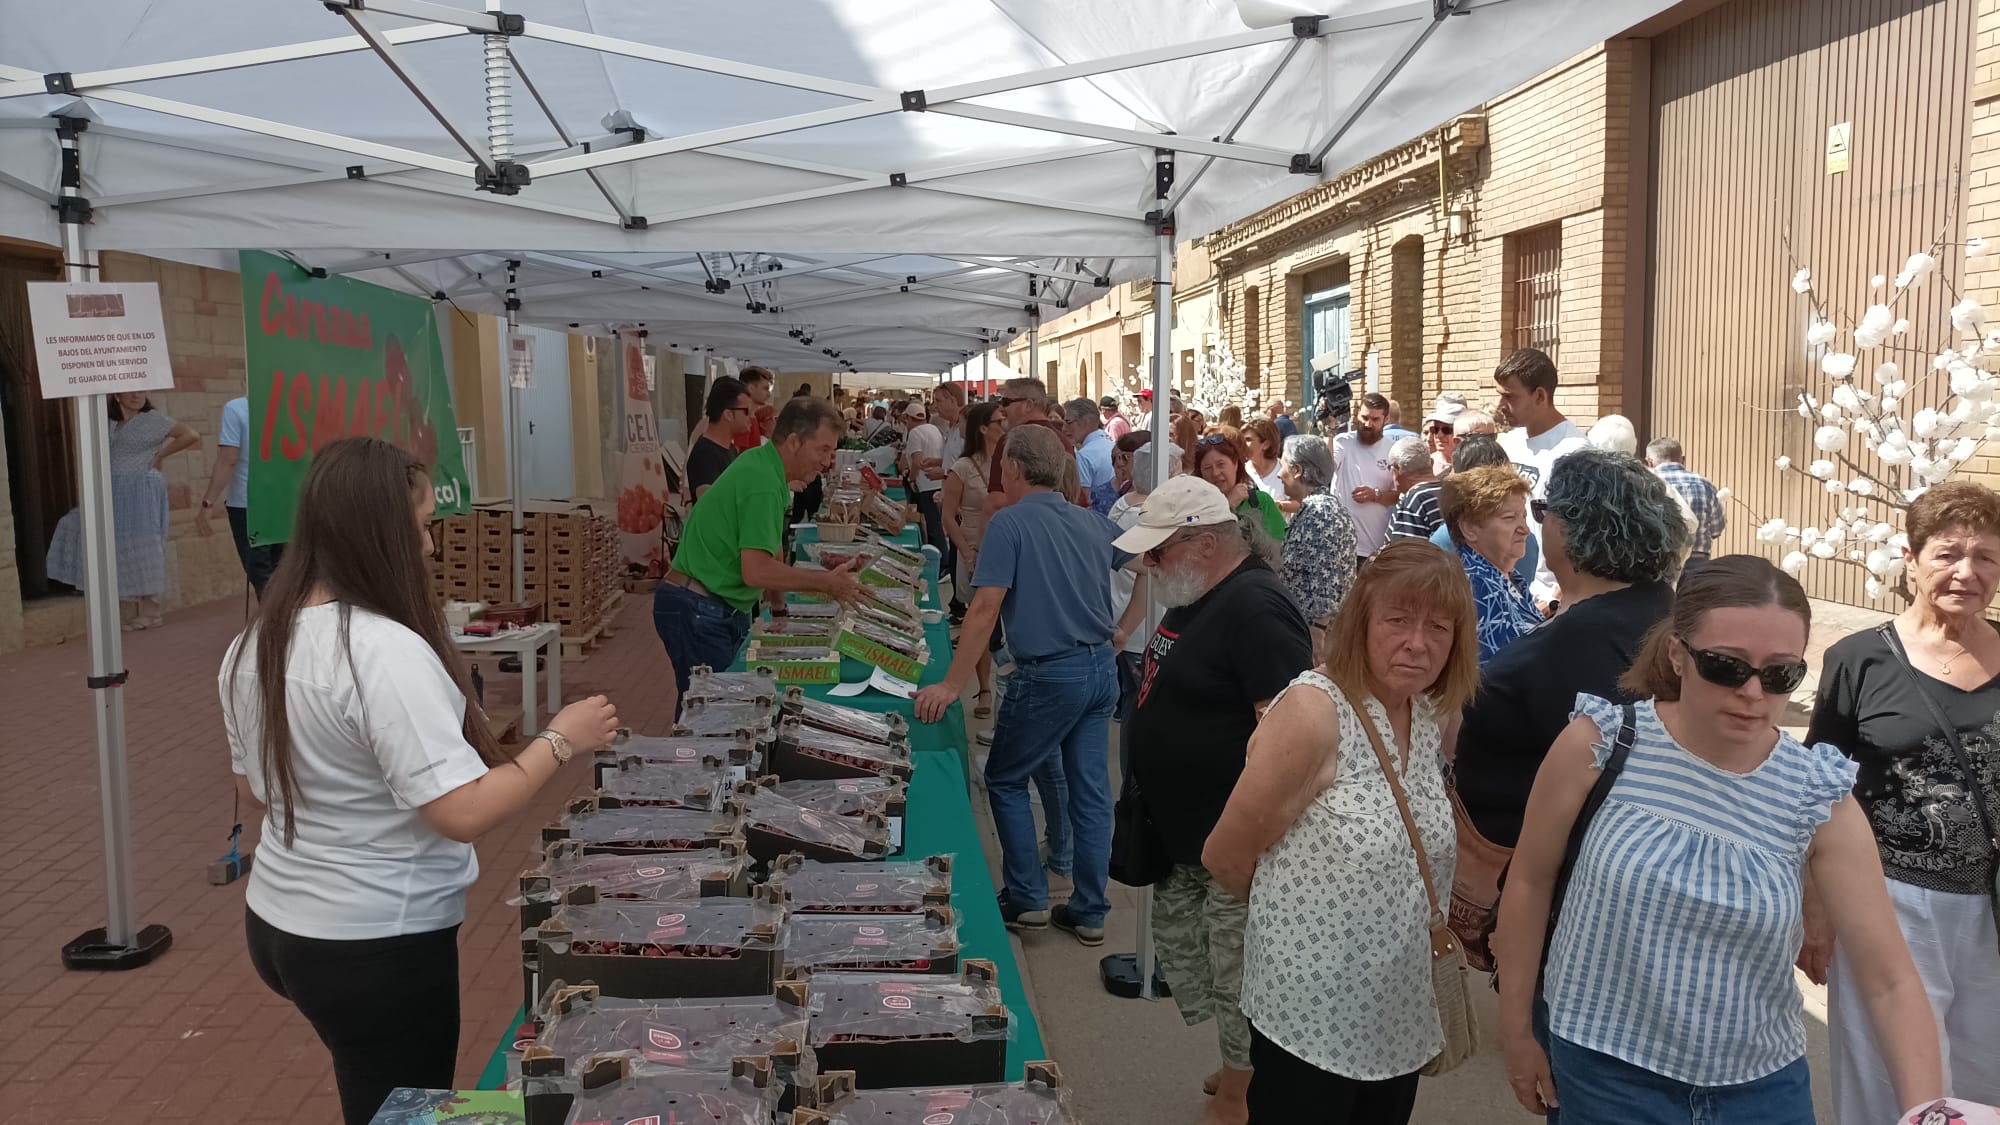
1747;236;1996;600
1189;341;1252;421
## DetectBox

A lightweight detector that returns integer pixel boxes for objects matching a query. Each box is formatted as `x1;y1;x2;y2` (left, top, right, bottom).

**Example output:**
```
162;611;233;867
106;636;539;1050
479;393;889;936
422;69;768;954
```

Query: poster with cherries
617;333;671;576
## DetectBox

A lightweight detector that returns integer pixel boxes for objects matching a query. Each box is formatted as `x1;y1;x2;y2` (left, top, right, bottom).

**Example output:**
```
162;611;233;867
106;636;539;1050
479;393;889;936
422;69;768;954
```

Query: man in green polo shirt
655;395;864;711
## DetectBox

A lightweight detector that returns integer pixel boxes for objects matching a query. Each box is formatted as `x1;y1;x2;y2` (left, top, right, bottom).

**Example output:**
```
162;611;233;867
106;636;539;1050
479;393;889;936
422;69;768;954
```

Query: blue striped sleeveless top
1543;694;1857;1086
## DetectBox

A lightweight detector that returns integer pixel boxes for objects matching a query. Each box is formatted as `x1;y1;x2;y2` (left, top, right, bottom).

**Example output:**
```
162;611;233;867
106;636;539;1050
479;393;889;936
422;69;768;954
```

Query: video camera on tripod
1309;350;1365;433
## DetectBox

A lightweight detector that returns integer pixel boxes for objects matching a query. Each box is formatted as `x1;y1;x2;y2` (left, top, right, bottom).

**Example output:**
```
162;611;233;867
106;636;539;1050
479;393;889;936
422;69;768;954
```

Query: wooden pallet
560;621;604;659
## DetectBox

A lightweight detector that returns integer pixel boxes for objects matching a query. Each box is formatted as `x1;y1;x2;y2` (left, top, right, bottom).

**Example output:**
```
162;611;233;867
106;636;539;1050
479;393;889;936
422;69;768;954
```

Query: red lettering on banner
259;369;285;461
258;273;284;336
279;373;310;461
256;272;375;350
373;381;395;439
313;377;347;451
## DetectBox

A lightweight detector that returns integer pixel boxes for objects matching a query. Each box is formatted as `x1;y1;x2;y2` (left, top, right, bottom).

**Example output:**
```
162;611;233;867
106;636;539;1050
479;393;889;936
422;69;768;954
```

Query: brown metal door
0;249;74;598
1645;0;1973;607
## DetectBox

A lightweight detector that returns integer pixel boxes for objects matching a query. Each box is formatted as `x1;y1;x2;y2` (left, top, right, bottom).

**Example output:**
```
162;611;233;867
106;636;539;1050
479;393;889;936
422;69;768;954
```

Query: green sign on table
239;250;470;545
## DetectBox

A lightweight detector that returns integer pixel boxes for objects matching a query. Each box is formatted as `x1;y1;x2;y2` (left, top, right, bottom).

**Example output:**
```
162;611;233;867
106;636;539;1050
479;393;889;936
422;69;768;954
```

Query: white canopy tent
0;0;1678;971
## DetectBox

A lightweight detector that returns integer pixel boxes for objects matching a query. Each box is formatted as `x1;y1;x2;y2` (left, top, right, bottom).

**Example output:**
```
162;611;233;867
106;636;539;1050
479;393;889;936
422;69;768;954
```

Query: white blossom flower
1797;395;1815;419
1854;305;1895;349
1873;362;1901;385
1893;318;1912;337
1914;408;1943;439
1714;487;1731;501
1822;352;1858;378
1925;460;1955;484
1821;402;1843;422
1801;527;1822;546
1869;522;1895;542
1806;316;1838;348
1825;478;1846;494
1808;458;1836;479
1879;442;1915;466
1866;547;1901;576
1889;533;1910;551
1952;398;1981;423
1781;551;1808;576
1848;478;1873;496
1774;455;1792;471
1810;539;1838;557
1952;437;1979;462
1866;577;1885;600
1986;329;2000;353
1950;363;1984;398
1849;548;1865;561
1935;351;1958;371
1756;517;1788;543
1791;268;1813;293
1872;274;1887;289
1832;384;1861;410
1882;396;1901;413
1895;252;1938;289
1814;425;1848;451
1953;298;1988;335
1969;238;1989;258
1824;524;1847;543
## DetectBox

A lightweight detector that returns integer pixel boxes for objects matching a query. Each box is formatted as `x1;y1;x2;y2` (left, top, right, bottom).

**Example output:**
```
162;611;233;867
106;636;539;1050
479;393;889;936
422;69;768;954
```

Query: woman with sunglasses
1197;431;1288;543
1496;555;1941;1125
1805;480;2000;1124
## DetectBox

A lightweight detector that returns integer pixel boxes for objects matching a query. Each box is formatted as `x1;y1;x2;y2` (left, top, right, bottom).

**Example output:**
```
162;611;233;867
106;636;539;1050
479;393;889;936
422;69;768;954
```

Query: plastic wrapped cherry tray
544;802;743;854
770;778;906;818
675;697;776;740
800;1066;1070;1125
599;761;735;810
553;1066;780;1125
766;857;948;915
599;732;761;781
774;721;914;781
850;602;925;642
738;790;889;862
785;909;957;975
806;970;1004;1047
539;900;785;961
683;667;781;706
530;988;809;1077
780;694;909;747
519;845;750;909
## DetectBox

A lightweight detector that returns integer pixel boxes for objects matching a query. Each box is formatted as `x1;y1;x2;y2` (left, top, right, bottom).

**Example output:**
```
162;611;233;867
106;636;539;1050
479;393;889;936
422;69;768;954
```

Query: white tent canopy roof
0;0;1677;368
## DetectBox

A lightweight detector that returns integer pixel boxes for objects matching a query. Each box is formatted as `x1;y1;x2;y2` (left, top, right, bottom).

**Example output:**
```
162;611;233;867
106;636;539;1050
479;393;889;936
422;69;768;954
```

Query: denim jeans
1547;1036;1813;1125
225;505;283;595
985;645;1117;925
653;582;751;717
1036;755;1072;877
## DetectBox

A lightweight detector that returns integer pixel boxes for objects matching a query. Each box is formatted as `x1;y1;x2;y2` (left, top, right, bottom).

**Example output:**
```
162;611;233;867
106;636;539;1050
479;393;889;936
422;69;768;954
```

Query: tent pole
505;260;524;605
57;117;170;971
1103;148;1175;1003
1028;307;1040;387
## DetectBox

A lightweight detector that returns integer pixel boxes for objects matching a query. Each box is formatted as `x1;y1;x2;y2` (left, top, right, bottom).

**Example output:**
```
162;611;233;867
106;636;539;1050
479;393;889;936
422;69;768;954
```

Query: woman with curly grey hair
1447;449;1690;970
1277;434;1360;650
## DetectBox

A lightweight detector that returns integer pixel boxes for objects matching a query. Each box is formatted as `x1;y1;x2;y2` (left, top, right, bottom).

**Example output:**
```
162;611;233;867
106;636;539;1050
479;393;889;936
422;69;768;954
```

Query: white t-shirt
1499;419;1591;601
1108;493;1149;654
221;604;491;939
905;422;945;493
1332;432;1397;557
1254;463;1287;503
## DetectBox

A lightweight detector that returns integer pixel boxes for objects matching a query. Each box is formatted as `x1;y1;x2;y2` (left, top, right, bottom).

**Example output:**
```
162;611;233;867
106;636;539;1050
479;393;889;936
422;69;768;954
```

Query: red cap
1136;388;1155;398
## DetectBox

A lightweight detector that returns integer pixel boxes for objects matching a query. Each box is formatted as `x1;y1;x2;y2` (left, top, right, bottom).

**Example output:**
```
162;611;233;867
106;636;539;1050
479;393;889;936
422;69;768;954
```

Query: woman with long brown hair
220;438;619;1125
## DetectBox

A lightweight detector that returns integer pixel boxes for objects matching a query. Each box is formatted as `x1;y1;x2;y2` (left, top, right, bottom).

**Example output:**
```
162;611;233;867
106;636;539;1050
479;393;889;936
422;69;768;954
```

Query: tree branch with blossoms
1739;228;1996;602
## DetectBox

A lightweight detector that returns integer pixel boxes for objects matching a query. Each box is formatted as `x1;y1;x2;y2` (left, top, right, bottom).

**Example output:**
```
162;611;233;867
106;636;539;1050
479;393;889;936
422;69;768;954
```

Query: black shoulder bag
1875;624;2000;950
1486;702;1637;986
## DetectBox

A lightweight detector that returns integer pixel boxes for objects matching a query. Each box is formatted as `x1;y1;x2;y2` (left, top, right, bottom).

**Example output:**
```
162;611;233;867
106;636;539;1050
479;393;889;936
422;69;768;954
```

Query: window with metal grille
1242;285;1261;387
1507;224;1562;365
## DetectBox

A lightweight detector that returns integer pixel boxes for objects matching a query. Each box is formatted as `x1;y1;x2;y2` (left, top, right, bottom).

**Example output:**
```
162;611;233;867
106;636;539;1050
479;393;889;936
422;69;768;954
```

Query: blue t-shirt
219;396;251;509
1075;429;1118;515
1430;522;1538;588
972;491;1129;660
1274;414;1298;440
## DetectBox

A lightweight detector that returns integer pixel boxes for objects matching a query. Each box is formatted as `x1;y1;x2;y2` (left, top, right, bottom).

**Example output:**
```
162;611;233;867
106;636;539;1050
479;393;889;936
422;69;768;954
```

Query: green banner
240;250;469;545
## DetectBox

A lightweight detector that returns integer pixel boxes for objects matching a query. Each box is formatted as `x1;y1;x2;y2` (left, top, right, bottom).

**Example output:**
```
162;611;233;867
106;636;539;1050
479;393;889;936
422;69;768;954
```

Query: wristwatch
538;729;575;764
200;499;213;509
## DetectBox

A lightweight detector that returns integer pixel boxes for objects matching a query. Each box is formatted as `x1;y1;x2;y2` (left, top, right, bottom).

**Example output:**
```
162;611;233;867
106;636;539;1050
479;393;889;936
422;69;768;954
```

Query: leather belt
663;571;713;599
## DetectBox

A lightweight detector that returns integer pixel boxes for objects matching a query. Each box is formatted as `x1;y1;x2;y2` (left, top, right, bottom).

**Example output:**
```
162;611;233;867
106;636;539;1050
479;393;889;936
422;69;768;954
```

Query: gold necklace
1939;641;1969;674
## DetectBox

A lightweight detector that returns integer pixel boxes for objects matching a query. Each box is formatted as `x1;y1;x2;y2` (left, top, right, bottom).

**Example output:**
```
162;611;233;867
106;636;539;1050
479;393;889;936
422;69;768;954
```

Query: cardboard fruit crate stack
429;505;618;637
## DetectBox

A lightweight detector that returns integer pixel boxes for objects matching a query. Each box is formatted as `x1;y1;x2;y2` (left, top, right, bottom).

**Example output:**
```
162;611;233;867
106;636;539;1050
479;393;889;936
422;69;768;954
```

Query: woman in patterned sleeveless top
1204;540;1482;1124
1496;556;1942;1124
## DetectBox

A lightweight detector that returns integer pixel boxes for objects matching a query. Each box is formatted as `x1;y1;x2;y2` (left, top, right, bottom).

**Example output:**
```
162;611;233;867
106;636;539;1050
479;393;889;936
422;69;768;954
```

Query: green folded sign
239;250;469;545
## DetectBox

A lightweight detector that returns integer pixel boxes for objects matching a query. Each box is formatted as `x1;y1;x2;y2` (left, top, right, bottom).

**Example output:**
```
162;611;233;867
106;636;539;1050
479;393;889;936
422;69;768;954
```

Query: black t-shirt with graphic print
1129;556;1314;865
1806;625;2000;896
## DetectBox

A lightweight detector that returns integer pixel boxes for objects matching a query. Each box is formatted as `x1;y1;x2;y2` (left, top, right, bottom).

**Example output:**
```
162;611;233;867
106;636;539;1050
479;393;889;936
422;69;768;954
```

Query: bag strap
1338;684;1444;924
1875;625;2000;931
1549;705;1637;932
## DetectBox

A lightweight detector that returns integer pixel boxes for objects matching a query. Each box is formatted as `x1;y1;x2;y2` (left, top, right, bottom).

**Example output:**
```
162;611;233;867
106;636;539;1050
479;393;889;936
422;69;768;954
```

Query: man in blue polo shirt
916;424;1126;945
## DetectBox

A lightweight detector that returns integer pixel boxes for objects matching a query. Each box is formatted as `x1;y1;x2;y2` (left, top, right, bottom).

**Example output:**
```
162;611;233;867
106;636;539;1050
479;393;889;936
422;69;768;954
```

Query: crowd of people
879;348;1994;1125
207;347;1997;1125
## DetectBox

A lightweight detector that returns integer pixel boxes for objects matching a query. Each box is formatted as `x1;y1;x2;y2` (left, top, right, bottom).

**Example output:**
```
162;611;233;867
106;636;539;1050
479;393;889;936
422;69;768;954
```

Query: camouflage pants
1153;863;1252;1069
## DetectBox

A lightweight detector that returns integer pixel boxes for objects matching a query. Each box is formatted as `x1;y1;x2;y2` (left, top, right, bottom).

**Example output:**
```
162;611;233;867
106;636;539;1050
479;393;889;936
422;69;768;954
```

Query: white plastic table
452;622;562;733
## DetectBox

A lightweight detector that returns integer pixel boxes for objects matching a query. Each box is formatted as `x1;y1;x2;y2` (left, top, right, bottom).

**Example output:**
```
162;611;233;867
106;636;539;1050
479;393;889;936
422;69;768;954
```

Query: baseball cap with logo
1111;475;1237;554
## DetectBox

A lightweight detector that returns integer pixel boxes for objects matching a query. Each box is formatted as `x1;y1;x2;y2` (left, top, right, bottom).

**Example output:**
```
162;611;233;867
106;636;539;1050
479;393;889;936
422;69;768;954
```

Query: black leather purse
1110;781;1174;887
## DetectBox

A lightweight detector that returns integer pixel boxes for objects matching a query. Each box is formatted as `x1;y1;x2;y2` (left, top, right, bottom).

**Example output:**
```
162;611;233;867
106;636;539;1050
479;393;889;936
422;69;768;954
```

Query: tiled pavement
0;592;676;1125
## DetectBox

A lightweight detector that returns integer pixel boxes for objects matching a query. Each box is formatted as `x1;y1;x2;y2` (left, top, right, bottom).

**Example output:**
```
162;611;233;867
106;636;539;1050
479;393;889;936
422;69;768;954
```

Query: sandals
122;615;163;632
974;689;993;719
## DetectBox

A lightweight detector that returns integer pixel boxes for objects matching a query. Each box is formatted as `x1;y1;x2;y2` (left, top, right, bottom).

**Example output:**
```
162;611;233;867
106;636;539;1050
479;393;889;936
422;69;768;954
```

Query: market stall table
454;622;562;733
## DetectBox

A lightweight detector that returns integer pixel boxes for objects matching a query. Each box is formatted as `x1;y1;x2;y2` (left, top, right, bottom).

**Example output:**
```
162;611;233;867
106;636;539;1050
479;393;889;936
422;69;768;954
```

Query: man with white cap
1423;392;1469;476
901;400;948;556
1113;475;1314;1125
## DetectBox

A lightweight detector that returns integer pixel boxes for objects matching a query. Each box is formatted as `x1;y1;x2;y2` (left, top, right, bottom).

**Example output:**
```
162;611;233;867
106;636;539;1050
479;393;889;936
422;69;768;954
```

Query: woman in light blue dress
46;392;201;629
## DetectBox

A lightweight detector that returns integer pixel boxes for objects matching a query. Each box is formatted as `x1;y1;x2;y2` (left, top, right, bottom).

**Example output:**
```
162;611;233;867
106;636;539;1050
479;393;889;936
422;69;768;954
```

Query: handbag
1876;625;2000;951
1339;685;1479;1077
1110;781;1175;888
1447;792;1512;972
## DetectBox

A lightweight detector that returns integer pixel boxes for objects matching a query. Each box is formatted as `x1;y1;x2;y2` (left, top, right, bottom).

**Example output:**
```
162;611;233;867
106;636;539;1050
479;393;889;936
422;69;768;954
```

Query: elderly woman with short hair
1439;465;1540;664
1278;434;1359;648
1806;480;2000;1123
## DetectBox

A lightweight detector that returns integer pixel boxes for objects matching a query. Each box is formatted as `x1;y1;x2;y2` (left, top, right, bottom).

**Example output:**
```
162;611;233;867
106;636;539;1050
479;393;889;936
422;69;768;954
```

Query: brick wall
1966;3;2000;488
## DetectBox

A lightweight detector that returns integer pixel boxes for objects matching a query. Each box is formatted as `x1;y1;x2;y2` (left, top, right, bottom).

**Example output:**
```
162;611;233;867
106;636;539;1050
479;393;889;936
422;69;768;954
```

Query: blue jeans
1036;755;1072;877
985;645;1117;925
653;582;751;717
1547;1036;1812;1125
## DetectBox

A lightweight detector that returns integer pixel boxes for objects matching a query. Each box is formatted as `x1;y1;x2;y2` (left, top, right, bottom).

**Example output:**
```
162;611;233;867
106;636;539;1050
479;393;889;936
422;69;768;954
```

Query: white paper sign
508;331;534;389
827;680;872;698
867;666;919;698
642;353;657;392
27;282;175;400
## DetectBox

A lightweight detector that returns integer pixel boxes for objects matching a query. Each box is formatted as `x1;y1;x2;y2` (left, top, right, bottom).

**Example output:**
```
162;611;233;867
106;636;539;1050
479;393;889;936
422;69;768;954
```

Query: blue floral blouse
1280;493;1359;625
1459;543;1541;663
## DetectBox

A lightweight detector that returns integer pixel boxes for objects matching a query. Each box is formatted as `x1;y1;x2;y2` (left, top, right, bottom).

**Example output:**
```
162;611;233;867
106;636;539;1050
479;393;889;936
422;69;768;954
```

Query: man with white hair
1113;475;1313;1125
1265;397;1298;441
1387;435;1445;540
1647;436;1726;567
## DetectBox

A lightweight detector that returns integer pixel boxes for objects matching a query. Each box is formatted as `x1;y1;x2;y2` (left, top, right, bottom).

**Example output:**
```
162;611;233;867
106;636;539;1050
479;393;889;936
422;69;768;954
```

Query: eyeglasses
1424;424;1453;436
998;396;1030;408
1196;433;1235;449
1678;637;1810;695
1529;498;1570;523
1145;531;1205;564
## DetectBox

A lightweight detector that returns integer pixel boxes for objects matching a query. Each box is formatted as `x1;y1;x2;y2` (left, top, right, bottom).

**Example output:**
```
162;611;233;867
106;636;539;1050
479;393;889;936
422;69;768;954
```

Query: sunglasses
1678;637;1809;695
1530;498;1567;523
1144;531;1204;564
1424;424;1453;436
998;396;1031;408
1196;433;1235;449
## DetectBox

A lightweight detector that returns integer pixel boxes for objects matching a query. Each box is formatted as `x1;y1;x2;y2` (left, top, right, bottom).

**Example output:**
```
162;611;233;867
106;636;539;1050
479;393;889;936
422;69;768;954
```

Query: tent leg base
61;924;173;972
1098;952;1170;999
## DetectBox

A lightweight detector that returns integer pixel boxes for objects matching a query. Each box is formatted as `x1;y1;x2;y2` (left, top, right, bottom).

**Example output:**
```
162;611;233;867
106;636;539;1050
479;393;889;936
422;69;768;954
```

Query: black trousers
911;487;948;557
246;908;462;1125
1247;1024;1420;1125
224;505;284;595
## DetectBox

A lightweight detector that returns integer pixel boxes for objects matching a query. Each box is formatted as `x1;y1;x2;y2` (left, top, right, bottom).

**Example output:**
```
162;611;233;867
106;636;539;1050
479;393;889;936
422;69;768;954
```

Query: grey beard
1154;560;1209;607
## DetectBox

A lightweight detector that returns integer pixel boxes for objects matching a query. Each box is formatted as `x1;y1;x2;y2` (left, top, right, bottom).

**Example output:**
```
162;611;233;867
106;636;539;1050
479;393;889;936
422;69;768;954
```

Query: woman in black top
1804;481;2000;1125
